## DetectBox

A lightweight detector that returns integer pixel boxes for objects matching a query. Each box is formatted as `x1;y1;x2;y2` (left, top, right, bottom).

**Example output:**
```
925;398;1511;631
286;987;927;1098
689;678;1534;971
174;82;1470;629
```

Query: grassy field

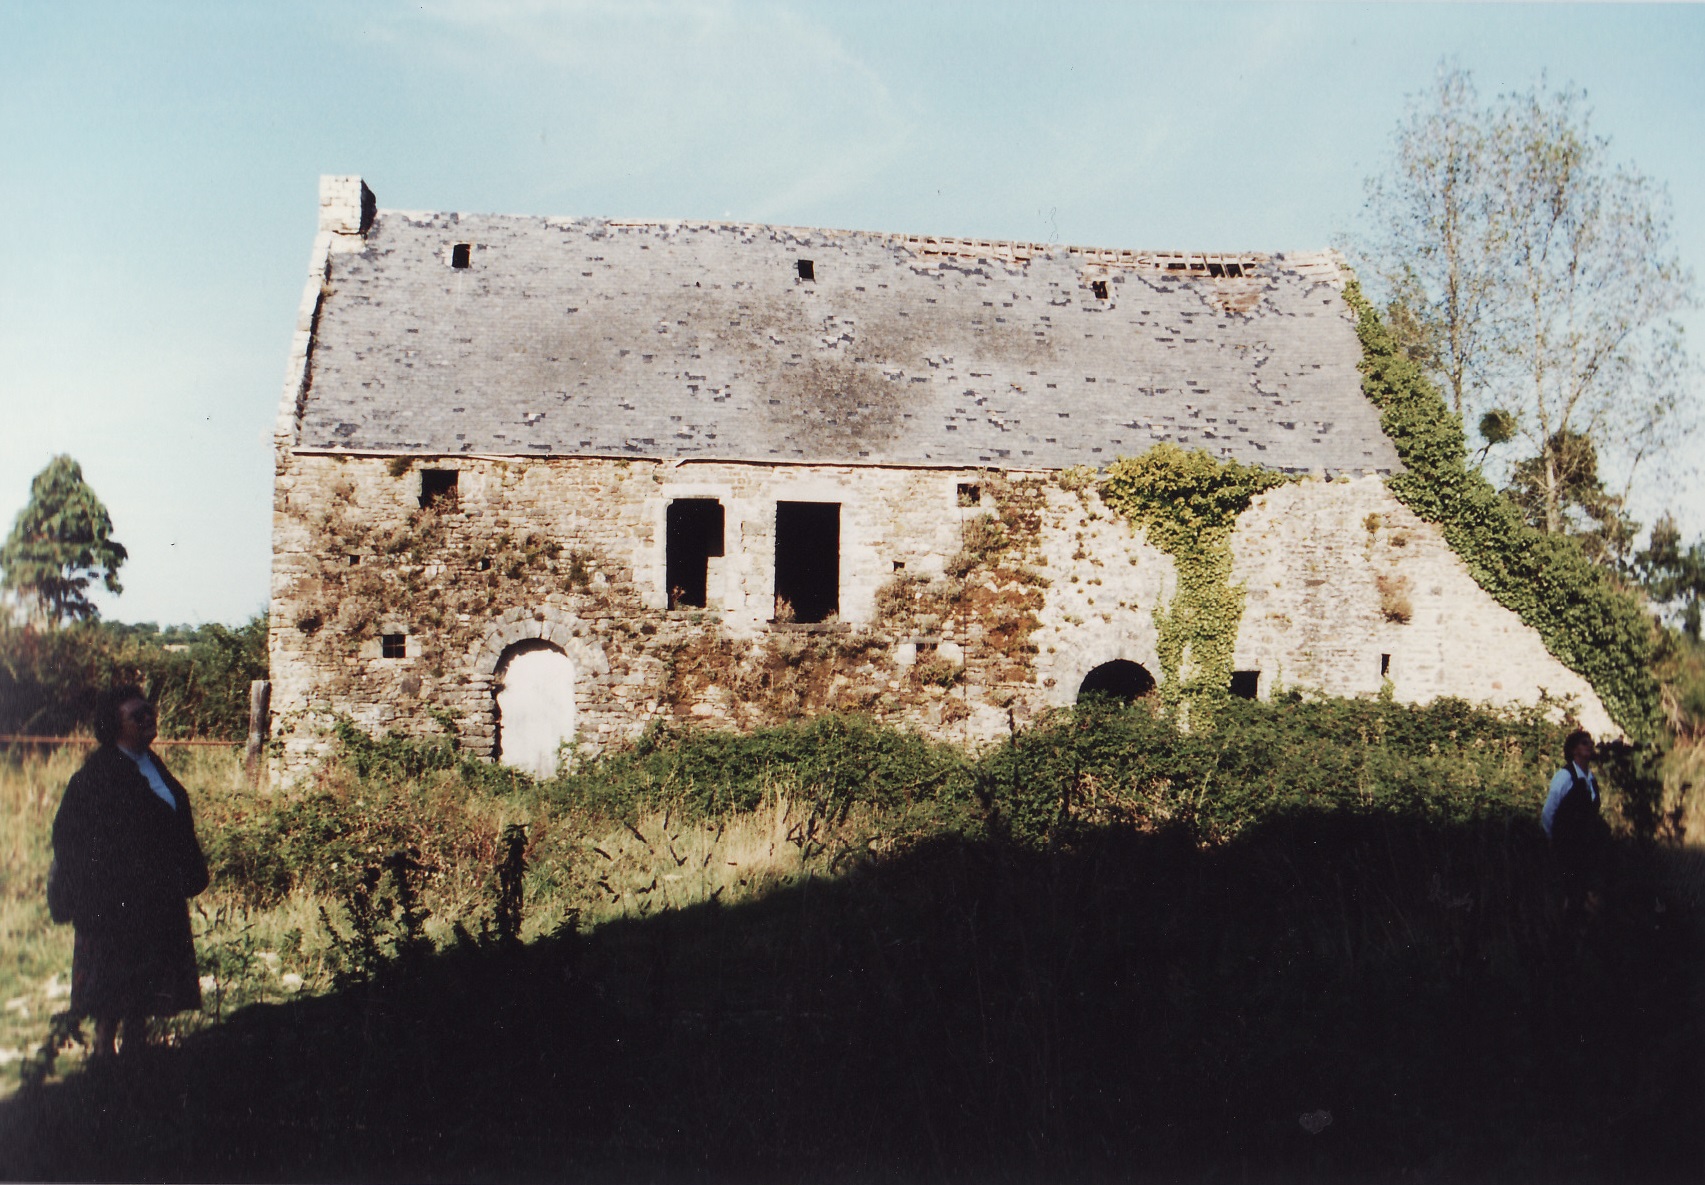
2;705;1702;1182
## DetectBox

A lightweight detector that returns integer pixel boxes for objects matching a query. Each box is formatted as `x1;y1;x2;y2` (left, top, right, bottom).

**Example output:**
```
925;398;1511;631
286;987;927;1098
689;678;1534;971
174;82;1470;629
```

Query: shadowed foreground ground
2;816;1700;1183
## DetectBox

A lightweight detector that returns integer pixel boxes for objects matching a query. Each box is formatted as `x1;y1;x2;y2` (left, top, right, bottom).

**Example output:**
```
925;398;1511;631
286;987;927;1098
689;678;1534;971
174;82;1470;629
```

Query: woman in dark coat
52;686;209;1056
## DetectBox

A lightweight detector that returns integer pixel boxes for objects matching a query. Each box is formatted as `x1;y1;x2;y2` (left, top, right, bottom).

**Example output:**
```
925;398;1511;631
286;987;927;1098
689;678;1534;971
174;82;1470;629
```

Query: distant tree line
0;453;267;740
0;614;269;740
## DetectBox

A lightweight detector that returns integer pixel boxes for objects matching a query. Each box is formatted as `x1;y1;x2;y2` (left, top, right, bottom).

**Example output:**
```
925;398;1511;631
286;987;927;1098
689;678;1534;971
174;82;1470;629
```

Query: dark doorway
1077;660;1156;703
666;499;725;609
775;501;840;623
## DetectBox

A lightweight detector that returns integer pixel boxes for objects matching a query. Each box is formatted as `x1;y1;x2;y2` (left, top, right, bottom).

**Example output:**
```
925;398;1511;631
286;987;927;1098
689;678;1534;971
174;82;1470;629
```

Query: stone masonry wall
270;453;1615;783
271;453;1065;781
1230;478;1615;735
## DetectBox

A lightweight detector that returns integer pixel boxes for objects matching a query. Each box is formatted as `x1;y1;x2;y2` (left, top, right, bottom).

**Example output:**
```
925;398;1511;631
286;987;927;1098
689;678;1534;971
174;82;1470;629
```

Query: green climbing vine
1343;281;1661;739
1099;445;1295;723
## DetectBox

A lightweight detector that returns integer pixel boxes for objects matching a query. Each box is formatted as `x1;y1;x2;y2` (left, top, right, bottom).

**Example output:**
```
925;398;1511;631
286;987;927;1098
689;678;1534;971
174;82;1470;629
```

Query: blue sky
3;1;1702;625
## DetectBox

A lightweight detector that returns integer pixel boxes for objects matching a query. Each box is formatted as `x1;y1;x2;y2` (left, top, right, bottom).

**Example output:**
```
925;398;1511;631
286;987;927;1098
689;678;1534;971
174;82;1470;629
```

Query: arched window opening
493;641;576;778
1076;660;1157;704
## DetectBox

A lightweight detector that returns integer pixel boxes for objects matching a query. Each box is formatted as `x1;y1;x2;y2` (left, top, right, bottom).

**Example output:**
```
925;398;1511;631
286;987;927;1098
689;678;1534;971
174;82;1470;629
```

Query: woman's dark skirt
70;905;201;1020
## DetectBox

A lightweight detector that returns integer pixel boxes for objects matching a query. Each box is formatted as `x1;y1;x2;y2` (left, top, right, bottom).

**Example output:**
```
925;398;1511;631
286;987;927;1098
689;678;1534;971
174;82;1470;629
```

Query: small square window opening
797;259;815;282
1230;671;1260;700
1091;280;1109;300
420;469;459;509
451;243;472;269
382;634;407;659
956;483;981;508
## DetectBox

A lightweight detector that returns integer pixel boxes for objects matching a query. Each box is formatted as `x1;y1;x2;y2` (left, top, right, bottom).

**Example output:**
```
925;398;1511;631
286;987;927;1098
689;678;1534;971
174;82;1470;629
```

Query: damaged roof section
294;207;1397;475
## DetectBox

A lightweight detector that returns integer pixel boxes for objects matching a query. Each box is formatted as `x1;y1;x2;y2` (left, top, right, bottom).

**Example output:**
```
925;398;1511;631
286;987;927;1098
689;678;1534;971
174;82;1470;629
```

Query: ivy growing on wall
1099;445;1294;723
1343;281;1662;739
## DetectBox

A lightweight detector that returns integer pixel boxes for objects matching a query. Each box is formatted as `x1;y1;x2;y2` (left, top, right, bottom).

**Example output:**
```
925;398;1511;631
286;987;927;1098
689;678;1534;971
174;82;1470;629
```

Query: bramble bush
211;698;1580;884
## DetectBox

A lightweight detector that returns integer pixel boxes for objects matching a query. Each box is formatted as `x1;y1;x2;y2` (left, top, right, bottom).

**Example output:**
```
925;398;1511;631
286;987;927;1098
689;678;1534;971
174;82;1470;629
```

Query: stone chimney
319;175;375;238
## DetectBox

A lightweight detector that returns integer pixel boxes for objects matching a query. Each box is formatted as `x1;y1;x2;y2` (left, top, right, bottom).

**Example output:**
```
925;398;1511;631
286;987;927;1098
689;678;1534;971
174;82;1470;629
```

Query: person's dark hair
93;685;147;745
1563;729;1594;760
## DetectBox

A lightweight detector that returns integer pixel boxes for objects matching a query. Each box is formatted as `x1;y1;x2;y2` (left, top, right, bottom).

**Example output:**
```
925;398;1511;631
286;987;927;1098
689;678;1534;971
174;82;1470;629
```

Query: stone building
269;175;1613;781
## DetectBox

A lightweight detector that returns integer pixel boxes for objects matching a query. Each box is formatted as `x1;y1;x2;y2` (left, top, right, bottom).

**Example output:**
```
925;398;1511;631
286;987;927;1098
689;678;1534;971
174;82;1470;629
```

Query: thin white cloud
370;0;917;223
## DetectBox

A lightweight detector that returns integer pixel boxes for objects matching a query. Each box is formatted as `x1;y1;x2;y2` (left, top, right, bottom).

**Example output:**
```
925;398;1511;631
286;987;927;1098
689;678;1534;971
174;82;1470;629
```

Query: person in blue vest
1541;729;1610;921
50;686;209;1057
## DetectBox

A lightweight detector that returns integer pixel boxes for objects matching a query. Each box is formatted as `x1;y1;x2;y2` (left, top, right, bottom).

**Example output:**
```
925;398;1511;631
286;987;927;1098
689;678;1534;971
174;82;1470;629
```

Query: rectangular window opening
347;554;361;566
451;243;472;269
956;482;981;507
774;501;840;623
666;498;726;609
382;633;407;659
1380;653;1391;678
420;469;459;509
1230;670;1259;700
797;259;815;282
1090;280;1109;300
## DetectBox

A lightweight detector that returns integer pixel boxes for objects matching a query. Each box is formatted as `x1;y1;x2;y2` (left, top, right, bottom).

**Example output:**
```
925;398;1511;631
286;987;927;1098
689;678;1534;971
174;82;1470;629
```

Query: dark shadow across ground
3;816;1700;1183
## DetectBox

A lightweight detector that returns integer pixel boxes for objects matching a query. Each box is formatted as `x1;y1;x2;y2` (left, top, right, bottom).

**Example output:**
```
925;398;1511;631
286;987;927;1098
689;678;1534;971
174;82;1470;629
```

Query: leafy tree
1502;430;1637;569
0;455;127;626
1637;514;1705;640
1361;65;1496;420
1359;64;1695;537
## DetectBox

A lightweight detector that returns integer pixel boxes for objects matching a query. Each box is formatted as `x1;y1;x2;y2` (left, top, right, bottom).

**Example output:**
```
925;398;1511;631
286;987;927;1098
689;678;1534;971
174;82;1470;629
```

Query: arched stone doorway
494;641;576;777
1077;660;1157;703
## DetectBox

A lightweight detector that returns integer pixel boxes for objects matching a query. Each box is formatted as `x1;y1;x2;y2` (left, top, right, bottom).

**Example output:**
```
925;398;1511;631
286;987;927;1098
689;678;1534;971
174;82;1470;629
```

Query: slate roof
296;211;1399;474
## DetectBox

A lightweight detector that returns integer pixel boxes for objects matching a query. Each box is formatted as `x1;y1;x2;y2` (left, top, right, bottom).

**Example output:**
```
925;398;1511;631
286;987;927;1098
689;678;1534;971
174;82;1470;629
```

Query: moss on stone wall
1100;444;1295;722
873;472;1047;684
1343;282;1661;738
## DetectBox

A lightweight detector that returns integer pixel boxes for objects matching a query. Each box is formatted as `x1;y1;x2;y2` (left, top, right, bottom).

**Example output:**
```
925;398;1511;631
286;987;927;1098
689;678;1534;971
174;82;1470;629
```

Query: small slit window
1380;653;1392;678
451;243;471;269
797;259;815;282
420;469;459;509
1090;280;1109;300
382;634;407;659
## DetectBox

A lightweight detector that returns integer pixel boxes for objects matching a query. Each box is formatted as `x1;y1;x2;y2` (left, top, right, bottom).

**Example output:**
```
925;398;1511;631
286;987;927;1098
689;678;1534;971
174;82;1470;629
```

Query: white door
495;645;576;777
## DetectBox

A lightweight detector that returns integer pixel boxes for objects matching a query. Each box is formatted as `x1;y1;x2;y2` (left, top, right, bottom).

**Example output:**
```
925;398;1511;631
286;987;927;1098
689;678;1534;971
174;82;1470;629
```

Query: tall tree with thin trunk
1358;65;1696;542
0;455;127;627
1361;64;1500;422
1484;82;1693;535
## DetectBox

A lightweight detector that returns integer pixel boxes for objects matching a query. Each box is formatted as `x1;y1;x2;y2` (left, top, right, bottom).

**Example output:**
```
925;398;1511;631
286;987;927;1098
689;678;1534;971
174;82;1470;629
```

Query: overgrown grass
2;704;1702;1180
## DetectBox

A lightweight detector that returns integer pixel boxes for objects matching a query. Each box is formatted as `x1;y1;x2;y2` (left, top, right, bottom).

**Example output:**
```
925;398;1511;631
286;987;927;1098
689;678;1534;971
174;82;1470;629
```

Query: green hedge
1344;282;1661;739
0;616;268;739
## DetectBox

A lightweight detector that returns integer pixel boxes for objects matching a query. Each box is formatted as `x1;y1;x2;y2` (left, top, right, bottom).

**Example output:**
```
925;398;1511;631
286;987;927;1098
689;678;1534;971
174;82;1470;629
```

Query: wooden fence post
244;680;271;780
